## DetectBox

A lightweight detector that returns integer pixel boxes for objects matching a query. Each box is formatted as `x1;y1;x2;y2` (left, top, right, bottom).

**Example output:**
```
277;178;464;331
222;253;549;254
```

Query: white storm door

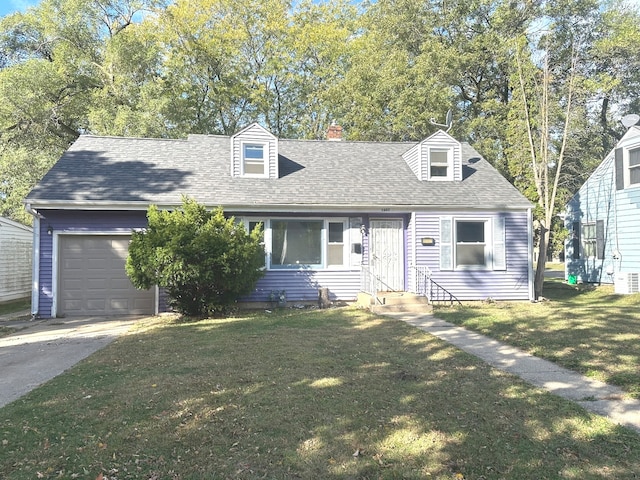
369;219;404;291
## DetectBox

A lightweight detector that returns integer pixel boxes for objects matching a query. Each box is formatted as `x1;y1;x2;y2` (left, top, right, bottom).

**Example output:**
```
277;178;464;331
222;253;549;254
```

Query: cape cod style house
25;124;534;318
565;125;640;293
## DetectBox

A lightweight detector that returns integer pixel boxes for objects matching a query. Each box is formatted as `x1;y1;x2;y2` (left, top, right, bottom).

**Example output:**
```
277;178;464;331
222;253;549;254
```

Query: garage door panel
62;279;84;291
58;235;154;316
62;259;83;270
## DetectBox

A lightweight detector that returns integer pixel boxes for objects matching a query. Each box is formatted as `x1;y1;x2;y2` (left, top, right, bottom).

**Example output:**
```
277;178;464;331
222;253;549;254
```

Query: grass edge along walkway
389;311;640;435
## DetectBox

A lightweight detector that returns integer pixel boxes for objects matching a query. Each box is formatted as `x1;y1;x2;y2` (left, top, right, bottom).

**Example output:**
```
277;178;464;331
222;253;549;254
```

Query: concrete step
357;291;433;315
370;302;433;315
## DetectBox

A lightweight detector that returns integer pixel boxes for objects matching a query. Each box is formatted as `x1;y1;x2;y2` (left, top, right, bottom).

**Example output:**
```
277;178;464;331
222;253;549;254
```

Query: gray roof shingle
26;133;532;211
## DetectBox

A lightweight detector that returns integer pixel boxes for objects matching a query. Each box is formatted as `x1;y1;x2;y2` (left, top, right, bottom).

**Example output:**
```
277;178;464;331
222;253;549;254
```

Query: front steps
357;291;433;315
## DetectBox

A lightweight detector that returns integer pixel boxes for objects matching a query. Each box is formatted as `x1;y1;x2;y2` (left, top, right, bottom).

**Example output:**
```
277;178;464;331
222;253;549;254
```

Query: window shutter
572;222;581;259
596;219;605;260
615;148;624;190
440;217;453;270
492;216;506;270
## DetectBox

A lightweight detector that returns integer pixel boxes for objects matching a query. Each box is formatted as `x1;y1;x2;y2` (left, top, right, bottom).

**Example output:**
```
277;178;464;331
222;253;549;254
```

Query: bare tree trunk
534;224;549;299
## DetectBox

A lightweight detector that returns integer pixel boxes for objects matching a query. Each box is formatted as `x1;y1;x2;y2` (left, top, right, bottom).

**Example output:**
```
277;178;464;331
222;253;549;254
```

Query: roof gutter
24;200;534;213
24;203;43;317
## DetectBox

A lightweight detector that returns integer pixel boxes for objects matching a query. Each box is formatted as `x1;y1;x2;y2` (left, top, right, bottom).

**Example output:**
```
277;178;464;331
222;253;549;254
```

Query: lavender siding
38;210;368;314
36;208;530;315
36;210;148;317
244;270;361;303
411;211;530;300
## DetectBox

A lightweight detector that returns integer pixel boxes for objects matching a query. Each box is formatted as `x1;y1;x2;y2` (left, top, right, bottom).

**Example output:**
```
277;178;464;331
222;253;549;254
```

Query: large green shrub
126;198;265;317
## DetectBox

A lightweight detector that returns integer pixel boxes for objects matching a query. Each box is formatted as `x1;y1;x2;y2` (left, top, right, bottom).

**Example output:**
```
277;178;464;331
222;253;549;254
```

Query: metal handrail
361;265;398;305
409;265;461;306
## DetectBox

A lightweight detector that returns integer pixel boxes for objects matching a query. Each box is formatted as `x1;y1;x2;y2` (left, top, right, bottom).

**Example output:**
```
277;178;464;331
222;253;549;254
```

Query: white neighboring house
0;217;33;303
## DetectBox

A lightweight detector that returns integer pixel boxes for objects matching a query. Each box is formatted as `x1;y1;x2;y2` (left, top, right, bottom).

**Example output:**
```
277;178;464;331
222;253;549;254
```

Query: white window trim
454;218;491;270
581;221;597;259
240;141;269;178
626;144;640;188
440;216;506;271
241;217;354;270
427;147;453;181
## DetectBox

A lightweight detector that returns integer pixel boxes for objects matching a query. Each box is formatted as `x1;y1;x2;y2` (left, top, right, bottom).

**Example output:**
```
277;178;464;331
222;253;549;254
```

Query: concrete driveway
0;316;143;408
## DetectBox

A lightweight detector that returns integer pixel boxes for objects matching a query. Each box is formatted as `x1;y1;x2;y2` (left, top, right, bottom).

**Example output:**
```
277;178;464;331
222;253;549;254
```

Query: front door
369;219;404;291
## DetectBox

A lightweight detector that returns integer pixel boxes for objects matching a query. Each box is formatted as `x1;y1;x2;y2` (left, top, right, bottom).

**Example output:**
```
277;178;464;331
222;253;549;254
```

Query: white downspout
25;203;40;317
527;207;535;301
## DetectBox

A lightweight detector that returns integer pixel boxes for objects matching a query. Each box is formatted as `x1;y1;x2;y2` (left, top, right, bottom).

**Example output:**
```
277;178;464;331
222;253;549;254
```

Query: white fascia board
25;200;533;213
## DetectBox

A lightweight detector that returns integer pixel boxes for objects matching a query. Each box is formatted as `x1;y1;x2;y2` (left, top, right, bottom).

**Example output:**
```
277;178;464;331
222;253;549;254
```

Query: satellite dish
430;109;454;132
621;114;640;128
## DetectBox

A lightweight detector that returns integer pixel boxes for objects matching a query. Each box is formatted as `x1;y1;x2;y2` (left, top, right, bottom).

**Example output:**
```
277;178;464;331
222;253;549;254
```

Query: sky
0;0;39;18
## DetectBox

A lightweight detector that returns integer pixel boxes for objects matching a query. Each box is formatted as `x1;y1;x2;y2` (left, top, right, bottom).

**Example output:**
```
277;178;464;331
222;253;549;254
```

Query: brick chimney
327;123;343;141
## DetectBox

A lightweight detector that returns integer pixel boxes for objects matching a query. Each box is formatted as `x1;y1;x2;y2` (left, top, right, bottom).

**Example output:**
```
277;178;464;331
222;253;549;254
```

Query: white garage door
58;235;155;316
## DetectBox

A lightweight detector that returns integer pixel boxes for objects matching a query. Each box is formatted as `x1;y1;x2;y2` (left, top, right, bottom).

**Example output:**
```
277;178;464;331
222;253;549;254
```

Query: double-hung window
581;223;597;258
579;220;604;259
428;148;452;180
242;143;267;176
440;216;506;270
455;220;488;267
630;147;640;186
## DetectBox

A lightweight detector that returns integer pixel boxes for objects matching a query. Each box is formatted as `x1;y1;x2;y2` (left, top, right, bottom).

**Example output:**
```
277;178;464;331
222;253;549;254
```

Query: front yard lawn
1;307;640;479
435;278;640;399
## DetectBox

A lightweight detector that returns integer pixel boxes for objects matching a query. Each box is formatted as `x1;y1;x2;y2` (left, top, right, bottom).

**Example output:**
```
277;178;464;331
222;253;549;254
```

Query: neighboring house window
581;220;605;259
428;148;452;180
440;216;506;270
630;147;640;186
581;223;597;258
242;143;267;176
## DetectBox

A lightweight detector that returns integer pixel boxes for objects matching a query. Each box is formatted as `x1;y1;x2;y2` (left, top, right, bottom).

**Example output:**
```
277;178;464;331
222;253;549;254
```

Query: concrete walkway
386;312;640;434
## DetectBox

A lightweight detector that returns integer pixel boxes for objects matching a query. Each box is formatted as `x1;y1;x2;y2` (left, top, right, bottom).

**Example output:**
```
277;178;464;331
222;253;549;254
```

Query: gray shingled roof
26;134;532;211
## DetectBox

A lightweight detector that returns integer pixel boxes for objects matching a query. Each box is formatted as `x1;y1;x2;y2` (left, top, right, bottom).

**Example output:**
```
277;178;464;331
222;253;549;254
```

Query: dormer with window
402;130;462;181
231;123;278;179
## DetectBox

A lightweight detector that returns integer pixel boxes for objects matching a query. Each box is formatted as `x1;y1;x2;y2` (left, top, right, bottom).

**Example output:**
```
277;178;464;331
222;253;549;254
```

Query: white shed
0;217;33;303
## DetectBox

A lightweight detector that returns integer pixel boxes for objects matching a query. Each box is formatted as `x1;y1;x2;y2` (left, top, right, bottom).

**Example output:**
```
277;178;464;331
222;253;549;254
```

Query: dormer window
231;123;278;178
428;147;452;180
242;142;267;176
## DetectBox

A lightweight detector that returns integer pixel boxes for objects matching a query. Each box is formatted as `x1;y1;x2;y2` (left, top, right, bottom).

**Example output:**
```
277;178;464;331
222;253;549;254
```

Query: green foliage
2;0;640;228
126;199;265;316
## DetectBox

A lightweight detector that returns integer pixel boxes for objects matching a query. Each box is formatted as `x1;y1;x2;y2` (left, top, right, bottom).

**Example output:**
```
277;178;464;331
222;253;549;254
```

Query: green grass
2;307;640;479
0;298;30;317
0;298;31;338
435;278;640;399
